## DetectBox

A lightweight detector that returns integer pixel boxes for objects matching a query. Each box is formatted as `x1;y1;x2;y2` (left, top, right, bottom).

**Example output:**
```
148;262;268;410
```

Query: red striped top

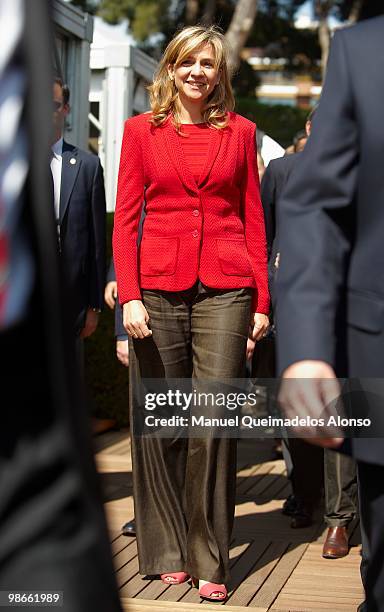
179;123;211;183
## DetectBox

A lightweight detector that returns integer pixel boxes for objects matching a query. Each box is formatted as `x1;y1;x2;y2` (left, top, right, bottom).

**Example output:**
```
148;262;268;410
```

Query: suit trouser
324;449;358;527
252;339;324;508
289;439;324;509
129;283;252;583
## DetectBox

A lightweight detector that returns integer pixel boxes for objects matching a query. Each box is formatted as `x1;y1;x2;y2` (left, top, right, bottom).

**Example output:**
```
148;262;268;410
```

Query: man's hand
80;308;99;338
104;281;117;309
279;360;344;448
116;339;129;367
123;300;152;339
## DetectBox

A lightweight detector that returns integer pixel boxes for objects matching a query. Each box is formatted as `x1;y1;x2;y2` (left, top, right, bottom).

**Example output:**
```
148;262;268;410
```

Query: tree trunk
201;0;216;25
318;14;330;78
224;0;259;74
315;0;331;79
348;0;363;23
185;0;199;25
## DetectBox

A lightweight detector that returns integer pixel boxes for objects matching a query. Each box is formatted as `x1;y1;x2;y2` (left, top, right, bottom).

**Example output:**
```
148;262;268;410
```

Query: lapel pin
70;157;76;165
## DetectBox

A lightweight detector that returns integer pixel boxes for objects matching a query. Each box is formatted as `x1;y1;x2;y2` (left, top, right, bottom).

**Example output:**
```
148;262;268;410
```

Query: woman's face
169;43;221;107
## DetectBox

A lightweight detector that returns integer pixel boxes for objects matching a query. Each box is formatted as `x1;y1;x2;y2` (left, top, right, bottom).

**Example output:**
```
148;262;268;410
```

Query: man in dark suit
0;1;121;609
259;113;324;530
51;77;106;336
262;112;358;552
276;16;384;611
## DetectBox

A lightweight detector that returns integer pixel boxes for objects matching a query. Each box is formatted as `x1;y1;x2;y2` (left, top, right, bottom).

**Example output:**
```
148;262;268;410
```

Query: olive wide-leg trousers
129;284;252;583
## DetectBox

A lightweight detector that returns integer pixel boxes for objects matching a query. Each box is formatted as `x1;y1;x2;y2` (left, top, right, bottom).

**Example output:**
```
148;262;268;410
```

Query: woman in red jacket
113;25;269;601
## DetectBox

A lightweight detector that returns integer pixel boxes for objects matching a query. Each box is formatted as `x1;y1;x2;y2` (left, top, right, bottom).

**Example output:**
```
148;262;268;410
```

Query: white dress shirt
50;136;63;221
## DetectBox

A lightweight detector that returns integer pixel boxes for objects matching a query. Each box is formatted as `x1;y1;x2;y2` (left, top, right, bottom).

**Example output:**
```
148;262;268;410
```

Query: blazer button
192;230;198;238
192;209;199;216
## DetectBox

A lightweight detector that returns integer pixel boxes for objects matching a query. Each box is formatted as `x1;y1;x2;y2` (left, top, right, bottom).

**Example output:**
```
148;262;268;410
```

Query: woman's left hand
249;313;269;342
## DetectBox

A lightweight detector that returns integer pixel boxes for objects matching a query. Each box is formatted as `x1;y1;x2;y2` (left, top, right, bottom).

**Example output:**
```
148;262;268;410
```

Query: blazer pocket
347;289;384;333
140;236;179;276
216;238;253;276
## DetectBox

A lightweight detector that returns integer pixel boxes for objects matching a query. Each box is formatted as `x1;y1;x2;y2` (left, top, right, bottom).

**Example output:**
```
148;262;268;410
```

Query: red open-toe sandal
160;572;189;585
192;578;227;601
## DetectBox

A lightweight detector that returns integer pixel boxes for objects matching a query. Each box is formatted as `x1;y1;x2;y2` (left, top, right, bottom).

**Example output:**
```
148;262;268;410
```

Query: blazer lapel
161;119;199;194
59;142;81;223
198;126;223;187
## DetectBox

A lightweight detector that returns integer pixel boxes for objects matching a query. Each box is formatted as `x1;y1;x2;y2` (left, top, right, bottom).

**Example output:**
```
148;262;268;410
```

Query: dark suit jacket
261;152;301;296
275;16;384;466
0;3;121;608
107;259;127;338
60;141;106;332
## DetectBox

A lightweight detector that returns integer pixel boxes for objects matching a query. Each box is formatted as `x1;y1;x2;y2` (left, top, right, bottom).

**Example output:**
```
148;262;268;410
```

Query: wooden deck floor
94;432;364;611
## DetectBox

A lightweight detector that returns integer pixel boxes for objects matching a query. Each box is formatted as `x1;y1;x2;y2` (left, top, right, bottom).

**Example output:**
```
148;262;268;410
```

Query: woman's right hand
123;300;152;339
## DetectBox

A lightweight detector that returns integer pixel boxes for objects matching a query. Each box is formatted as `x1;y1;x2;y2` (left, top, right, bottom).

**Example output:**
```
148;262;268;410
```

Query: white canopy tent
90;17;157;211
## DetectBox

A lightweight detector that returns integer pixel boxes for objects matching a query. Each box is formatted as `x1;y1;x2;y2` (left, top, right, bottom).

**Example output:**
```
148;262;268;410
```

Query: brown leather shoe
322;526;349;559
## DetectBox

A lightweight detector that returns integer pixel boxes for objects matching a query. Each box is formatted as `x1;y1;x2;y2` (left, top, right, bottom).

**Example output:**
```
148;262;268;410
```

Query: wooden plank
254;479;291;505
116;556;140;591
223;539;272;606
231;541;288;608
111;534;136;558
96;455;132;471
113;540;138;578
134;578;172;601
158;579;195;602
283;585;363;595
120;569;157;599
248;543;307;609
273;594;363;609
238;462;286;499
110;529;123;544
243;469;286;500
236;463;270;495
93;430;130;453
121;597;267;611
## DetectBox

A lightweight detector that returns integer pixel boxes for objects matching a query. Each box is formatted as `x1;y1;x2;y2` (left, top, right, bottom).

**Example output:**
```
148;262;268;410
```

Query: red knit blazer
113;112;270;314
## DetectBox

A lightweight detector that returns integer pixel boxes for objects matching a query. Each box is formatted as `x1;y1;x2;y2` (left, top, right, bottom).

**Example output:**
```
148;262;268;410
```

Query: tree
224;0;259;73
314;0;332;76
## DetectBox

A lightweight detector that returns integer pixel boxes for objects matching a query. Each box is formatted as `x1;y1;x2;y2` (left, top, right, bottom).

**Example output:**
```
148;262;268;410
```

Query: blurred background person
0;1;121;609
104;260;136;536
51;77;106;341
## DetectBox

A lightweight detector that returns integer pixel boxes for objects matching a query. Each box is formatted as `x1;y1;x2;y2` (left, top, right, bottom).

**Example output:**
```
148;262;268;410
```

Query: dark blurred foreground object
0;2;121;609
276;16;384;611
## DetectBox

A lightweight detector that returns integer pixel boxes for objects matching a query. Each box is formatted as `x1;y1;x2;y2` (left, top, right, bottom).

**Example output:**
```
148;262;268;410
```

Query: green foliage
247;9;321;76
236;98;308;148
97;0;135;23
97;0;172;42
84;213;129;427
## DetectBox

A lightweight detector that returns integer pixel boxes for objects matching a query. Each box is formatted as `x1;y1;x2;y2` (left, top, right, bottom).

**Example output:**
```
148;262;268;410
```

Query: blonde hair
149;25;235;131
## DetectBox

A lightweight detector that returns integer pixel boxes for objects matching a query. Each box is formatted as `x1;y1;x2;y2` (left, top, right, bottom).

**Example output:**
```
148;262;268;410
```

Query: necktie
0;0;33;329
